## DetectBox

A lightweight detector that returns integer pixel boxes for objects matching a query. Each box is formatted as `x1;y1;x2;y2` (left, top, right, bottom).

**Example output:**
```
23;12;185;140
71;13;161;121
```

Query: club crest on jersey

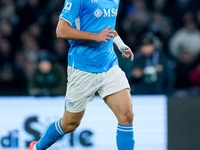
64;2;72;10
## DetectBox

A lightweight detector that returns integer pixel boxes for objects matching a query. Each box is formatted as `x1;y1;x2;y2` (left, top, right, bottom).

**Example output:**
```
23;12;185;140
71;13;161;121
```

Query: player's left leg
104;88;135;150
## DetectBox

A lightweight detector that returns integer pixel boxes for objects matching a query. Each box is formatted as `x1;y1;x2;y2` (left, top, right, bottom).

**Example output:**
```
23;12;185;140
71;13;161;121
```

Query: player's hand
95;25;115;43
122;47;134;61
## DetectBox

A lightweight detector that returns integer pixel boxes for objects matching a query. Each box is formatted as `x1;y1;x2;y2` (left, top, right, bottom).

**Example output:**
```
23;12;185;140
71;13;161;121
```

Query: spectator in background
53;38;69;66
41;11;60;50
164;0;200;29
0;56;27;95
128;34;174;95
28;51;66;96
169;11;200;95
0;64;15;95
189;62;200;95
44;0;64;14
169;11;200;59
20;32;40;64
26;23;42;41
0;0;18;26
0;38;13;66
122;0;150;34
0;38;13;95
173;49;196;94
196;10;200;29
0;30;27;95
151;0;167;12
16;0;41;30
0;17;14;38
148;11;174;55
14;50;31;82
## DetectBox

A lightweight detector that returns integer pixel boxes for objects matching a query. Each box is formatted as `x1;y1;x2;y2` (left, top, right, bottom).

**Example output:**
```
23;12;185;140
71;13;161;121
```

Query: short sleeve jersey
59;0;120;73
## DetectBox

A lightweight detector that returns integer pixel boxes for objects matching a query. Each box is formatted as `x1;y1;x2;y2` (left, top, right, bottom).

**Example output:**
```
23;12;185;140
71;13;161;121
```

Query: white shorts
65;65;130;112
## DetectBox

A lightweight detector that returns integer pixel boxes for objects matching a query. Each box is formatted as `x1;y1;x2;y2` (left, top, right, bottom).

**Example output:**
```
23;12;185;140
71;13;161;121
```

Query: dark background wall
168;97;200;150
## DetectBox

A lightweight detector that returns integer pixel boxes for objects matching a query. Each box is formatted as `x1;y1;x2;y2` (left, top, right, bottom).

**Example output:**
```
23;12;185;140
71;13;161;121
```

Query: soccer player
29;0;135;149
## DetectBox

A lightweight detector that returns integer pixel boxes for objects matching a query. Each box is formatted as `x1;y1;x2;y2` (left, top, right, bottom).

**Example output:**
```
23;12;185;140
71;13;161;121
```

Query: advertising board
0;96;167;150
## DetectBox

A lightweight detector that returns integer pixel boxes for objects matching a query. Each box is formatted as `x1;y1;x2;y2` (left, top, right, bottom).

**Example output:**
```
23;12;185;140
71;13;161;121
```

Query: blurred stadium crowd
0;0;200;97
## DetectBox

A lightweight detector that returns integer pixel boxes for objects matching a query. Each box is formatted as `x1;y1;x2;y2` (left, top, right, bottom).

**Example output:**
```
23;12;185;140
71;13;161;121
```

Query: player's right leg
29;110;85;150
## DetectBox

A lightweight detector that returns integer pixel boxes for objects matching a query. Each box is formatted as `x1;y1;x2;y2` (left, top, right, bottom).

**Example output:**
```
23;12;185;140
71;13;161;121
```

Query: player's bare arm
56;19;115;43
113;30;134;61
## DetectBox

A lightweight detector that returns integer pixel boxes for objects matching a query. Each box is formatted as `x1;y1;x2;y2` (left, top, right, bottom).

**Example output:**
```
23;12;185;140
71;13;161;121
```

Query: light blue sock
36;119;65;150
117;124;135;150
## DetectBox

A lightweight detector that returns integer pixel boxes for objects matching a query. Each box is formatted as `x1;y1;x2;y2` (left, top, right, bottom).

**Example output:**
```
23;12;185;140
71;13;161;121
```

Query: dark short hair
141;37;154;46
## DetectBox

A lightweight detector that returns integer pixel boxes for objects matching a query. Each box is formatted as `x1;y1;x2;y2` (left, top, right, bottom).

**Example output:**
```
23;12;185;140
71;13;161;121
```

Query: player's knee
61;121;80;133
120;110;134;125
126;110;134;124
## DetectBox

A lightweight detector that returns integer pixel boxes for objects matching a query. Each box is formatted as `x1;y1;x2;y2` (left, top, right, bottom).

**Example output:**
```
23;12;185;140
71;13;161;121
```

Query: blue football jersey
60;0;120;73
